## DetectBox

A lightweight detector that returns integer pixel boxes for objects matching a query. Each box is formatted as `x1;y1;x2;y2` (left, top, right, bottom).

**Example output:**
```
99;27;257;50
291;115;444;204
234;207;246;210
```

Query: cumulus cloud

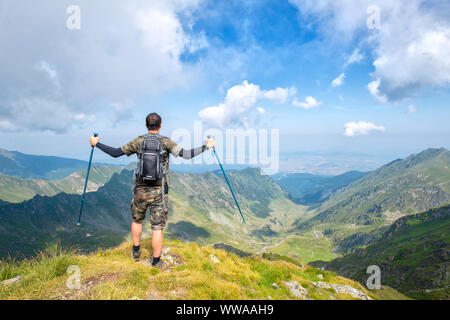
331;73;346;88
344;121;385;137
293;96;322;109
289;0;450;102
0;0;206;133
198;81;295;128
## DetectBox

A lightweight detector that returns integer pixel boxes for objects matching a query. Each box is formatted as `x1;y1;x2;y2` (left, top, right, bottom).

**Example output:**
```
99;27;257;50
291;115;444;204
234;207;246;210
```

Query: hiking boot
152;260;169;270
132;247;141;260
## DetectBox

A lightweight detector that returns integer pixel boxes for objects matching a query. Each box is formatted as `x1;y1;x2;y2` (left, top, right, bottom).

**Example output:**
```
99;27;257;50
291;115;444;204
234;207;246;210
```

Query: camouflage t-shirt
120;134;182;187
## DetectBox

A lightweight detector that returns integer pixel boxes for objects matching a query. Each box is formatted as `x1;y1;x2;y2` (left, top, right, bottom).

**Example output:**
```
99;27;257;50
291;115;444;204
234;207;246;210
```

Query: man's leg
131;221;143;246
152;230;163;258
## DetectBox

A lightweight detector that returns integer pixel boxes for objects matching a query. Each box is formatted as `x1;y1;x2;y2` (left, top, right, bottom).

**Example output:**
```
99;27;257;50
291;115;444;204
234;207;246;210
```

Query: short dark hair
146;113;161;130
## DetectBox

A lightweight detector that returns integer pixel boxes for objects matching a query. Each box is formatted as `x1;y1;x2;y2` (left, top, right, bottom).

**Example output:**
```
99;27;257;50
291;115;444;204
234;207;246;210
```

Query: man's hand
206;136;215;149
90;135;99;147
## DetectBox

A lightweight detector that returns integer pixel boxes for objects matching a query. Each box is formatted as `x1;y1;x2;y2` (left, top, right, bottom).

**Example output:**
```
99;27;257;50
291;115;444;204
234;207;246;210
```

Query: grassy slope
0;166;123;203
314;204;450;300
269;236;337;265
0;239;408;300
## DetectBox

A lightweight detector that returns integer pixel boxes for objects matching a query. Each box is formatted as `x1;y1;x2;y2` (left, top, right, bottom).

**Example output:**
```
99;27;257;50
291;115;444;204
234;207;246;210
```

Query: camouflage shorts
130;186;168;230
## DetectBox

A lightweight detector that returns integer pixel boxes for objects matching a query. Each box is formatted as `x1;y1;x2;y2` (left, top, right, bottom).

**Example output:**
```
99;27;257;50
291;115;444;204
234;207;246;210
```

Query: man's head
146;113;162;132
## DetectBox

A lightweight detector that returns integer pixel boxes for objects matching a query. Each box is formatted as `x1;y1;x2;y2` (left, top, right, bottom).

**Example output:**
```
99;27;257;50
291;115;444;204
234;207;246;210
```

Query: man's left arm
164;137;215;159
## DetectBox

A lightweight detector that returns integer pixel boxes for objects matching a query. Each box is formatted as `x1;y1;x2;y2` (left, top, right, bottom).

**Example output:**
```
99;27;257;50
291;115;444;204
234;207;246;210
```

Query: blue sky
0;0;449;168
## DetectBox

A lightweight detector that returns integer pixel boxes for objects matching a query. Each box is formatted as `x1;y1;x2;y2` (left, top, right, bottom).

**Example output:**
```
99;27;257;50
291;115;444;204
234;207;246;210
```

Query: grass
0;238;404;300
269;236;337;264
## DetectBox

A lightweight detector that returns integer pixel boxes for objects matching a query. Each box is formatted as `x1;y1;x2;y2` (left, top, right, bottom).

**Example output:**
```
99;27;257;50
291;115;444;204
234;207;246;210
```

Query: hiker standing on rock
89;113;215;269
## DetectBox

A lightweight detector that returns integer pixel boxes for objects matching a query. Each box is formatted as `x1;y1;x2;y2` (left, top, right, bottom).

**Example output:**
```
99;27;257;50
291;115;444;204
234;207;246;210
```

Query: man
89;113;215;269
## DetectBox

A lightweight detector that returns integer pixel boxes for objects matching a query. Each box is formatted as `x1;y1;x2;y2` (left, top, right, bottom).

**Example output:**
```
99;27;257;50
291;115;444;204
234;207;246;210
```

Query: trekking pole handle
92;132;99;148
207;135;215;149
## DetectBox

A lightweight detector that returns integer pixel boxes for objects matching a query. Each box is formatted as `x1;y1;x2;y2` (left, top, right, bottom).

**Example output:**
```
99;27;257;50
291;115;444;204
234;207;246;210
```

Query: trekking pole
77;132;98;226
208;136;246;224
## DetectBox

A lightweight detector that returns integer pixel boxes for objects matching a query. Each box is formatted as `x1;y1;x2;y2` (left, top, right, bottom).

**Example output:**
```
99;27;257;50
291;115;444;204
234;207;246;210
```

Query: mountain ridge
294;148;450;249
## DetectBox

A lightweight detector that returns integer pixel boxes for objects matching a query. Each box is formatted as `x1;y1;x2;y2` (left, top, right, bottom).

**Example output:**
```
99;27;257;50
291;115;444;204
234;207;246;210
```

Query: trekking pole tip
76;222;81;226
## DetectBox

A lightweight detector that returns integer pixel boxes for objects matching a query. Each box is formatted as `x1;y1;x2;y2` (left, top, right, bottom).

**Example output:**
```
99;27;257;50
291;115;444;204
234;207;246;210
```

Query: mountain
0;170;135;258
311;204;450;300
0;168;308;259
295;148;450;249
0;238;408;300
0;148;123;180
274;171;367;206
0;165;123;203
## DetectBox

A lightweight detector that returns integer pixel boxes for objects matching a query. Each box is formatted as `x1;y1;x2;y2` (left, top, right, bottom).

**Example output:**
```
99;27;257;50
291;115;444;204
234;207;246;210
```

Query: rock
272;283;280;289
329;284;372;300
1;275;23;286
311;282;372;300
162;247;171;256
318;274;324;280
282;281;310;299
312;281;330;289
165;255;174;264
210;254;221;264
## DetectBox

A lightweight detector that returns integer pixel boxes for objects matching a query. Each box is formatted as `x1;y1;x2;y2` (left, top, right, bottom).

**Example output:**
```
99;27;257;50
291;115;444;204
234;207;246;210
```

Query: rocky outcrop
311;281;372;300
282;281;310;299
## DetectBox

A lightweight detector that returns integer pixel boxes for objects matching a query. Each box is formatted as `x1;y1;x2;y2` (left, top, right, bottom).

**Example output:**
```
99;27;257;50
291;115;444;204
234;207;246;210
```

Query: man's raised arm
89;135;125;158
173;136;215;159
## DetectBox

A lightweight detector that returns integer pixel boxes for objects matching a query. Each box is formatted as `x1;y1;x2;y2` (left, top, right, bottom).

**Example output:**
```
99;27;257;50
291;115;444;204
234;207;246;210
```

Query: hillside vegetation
312;204;450;300
0;239;408;300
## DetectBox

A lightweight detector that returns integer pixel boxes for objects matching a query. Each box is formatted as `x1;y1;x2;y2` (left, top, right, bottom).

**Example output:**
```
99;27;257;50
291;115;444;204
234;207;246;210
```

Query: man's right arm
96;142;125;158
89;135;139;158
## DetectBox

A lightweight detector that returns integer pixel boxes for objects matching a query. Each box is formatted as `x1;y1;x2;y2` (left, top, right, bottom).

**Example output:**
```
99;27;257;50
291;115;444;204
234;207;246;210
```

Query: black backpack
136;134;168;204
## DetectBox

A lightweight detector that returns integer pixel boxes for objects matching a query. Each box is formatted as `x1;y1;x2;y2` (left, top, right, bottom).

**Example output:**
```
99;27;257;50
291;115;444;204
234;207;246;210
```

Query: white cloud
261;87;296;104
407;104;417;115
367;79;387;103
331;73;346;88
345;49;364;67
0;0;206;133
256;107;265;114
293;96;323;109
198;81;295;128
344;121;385;137
289;0;450;102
